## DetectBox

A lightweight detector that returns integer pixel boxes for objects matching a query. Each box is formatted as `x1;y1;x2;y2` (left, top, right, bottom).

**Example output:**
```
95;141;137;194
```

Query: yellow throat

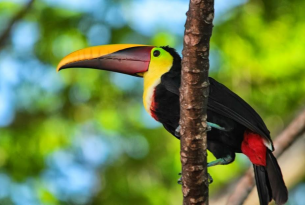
142;48;174;116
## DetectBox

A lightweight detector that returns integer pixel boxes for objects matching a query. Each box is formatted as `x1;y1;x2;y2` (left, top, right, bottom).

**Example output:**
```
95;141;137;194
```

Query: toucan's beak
57;44;155;77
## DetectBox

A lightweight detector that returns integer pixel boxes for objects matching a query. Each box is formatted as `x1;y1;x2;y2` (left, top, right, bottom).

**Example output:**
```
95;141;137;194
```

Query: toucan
57;44;288;205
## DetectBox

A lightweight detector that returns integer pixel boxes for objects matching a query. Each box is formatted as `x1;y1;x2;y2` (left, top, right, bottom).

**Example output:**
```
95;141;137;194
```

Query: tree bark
180;0;214;204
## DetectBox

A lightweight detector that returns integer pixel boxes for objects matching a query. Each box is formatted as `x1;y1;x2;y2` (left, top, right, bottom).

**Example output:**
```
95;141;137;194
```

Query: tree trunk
180;0;214;204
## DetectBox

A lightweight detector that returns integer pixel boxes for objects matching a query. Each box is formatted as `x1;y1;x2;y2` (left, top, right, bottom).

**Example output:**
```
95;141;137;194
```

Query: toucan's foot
207;155;234;167
207;122;227;131
208;173;213;184
207;123;212;131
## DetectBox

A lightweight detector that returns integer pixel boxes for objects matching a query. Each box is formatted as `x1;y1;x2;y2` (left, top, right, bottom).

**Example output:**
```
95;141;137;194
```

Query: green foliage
212;0;305;132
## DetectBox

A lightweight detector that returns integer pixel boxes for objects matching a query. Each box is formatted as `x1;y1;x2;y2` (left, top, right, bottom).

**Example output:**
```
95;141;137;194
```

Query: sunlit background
0;0;304;204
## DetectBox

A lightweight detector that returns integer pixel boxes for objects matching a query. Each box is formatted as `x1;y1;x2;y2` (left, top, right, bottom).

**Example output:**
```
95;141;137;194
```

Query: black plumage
152;46;287;205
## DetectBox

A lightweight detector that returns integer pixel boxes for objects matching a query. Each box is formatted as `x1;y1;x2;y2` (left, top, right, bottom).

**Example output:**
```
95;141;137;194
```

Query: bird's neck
142;65;172;116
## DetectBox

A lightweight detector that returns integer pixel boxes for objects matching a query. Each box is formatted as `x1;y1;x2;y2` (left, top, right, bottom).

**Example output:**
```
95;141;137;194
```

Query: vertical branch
180;0;214;204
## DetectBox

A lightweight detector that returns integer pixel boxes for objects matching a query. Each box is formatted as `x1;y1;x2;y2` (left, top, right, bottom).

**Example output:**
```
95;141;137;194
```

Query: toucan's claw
175;126;181;138
207;124;212;131
178;172;182;185
177;177;182;185
208;173;213;184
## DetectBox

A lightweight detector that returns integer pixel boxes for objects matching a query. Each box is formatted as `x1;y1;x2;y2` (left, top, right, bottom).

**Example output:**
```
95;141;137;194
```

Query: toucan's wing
208;77;273;149
161;74;273;150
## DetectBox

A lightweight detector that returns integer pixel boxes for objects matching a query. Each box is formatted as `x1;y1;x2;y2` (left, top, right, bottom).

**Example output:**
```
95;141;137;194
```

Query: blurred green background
0;0;304;204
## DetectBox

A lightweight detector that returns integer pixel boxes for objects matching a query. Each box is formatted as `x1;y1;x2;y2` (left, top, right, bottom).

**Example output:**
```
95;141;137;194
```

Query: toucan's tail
253;150;288;205
253;165;272;205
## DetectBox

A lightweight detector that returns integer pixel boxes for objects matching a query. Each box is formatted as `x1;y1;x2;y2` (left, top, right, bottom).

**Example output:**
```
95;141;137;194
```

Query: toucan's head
57;44;181;78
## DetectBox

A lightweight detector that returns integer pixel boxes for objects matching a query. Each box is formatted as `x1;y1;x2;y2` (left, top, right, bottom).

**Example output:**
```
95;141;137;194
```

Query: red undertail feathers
242;130;267;166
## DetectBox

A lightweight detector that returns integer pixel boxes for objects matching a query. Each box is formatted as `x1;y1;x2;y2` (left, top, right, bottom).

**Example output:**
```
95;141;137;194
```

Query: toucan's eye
153;50;160;57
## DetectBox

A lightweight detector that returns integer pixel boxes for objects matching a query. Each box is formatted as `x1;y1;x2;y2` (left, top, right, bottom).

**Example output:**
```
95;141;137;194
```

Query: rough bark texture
0;0;35;49
180;0;214;204
226;109;305;205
